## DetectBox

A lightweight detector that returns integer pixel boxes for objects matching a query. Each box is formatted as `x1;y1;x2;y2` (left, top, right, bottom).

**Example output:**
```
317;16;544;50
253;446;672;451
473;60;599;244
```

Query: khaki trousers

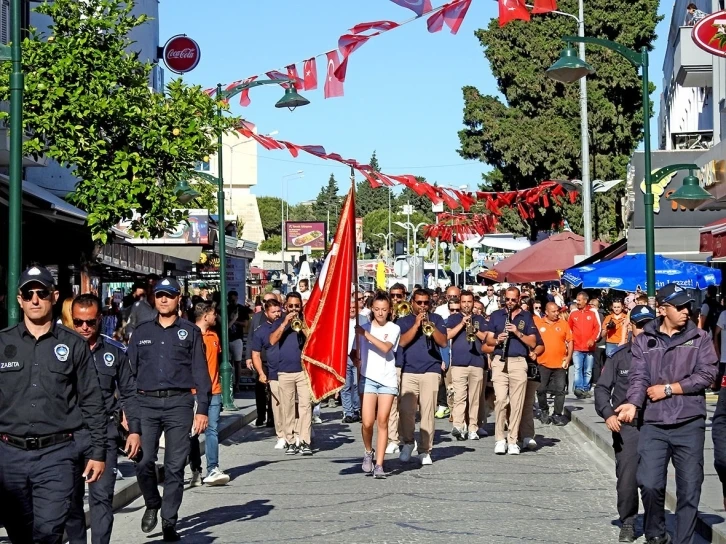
491;355;528;444
518;379;539;441
399;372;440;453
451;366;484;433
278;371;311;444
387;367;402;444
445;367;454;410
268;380;296;440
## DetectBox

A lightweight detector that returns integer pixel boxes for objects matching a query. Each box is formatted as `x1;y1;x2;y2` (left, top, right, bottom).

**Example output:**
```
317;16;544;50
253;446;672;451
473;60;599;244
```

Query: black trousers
613;424;640;526
536;366;566;416
135;393;194;527
638;417;705;544
0;439;77;544
254;363;274;423
66;422;119;544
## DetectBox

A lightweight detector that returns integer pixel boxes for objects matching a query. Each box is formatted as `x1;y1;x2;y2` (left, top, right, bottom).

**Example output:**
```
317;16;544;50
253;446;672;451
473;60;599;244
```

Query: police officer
65;294;141;544
0;266;107;543
128;277;211;542
594;304;655;543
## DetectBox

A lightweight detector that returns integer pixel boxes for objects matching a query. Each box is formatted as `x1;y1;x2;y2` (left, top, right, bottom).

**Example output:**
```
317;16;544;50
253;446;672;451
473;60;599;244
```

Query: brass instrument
421;313;435;337
465;317;480;343
393;301;411;319
290;313;304;332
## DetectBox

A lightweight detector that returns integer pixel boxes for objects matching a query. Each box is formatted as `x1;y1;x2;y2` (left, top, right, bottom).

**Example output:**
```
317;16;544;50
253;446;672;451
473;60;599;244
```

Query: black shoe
539;412;551;425
141;507;159;533
351;412;361;423
618;524;636;543
162;524;180;542
254;419;266;427
553;414;568;426
299;442;313;455
342;415;355;424
265;419;275;428
645;534;671;544
285;443;298;455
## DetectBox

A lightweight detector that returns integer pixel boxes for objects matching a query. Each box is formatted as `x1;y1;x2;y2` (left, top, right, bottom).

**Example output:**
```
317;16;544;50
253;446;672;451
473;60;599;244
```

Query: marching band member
385;283;408;454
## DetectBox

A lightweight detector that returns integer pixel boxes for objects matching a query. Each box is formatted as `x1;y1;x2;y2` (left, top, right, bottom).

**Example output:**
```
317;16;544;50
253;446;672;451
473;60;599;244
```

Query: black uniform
594;343;640;528
0;322;107;544
66;335;140;544
128;316;211;529
246;310;274;425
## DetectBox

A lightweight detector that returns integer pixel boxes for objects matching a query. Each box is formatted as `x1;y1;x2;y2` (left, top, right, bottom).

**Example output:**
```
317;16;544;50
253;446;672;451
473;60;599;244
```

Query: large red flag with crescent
324;50;345;98
302;188;355;402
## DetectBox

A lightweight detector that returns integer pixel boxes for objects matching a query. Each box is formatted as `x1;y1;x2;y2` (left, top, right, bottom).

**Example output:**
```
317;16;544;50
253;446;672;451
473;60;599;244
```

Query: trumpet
393;301;411;319
421;313;436;337
290;313;304;332
465;317;480;343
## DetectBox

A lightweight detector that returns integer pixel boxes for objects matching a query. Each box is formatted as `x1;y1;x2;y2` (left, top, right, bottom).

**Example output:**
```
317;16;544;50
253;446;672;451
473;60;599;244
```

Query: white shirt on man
360;320;400;388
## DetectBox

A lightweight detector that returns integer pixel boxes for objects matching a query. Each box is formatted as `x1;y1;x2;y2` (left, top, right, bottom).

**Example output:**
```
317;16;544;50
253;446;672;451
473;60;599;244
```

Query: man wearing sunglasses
65;294;141;544
386;283;407;454
246;292;280;428
618;284;717;544
0;266;107;543
397;289;448;465
129;277;211;542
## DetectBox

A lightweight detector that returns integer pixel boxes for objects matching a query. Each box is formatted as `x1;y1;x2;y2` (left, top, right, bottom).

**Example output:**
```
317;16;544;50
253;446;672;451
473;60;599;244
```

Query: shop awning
0;174;87;224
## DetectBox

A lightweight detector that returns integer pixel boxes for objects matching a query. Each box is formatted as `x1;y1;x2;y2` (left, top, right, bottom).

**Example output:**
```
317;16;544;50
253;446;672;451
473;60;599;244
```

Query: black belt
137;389;190;397
0;432;73;450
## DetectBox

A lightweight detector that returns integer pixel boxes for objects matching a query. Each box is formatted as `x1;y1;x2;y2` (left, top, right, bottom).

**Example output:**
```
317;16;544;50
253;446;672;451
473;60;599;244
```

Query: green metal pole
216;83;236;411
7;0;23;325
640;47;656;301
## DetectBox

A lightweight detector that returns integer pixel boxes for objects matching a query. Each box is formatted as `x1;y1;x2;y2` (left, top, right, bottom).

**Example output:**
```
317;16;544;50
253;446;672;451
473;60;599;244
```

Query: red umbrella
485;232;608;283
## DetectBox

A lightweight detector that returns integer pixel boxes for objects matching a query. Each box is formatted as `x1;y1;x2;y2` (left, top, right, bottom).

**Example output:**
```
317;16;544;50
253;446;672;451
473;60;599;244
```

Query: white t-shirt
348;315;369;365
717;310;726;363
434;304;450;320
481;295;499;315
360;320;400;388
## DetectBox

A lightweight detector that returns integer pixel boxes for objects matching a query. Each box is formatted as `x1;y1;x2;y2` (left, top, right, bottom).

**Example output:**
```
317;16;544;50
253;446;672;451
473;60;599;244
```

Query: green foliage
395;178;436;222
257;196;284;238
458;0;660;240
288;202;317;221
313;173;342;233
0;0;237;243
259;235;282;254
356;151;391;217
188;180;217;214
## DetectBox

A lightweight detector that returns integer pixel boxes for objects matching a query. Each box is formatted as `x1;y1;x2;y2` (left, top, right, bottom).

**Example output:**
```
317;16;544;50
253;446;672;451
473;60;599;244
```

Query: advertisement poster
356;217;363;244
285;221;326;251
116;209;209;245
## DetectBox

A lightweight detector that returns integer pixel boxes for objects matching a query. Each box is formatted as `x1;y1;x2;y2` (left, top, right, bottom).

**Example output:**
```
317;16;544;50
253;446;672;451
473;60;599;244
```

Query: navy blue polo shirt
128;316;212;416
398;313;446;374
265;317;303;373
488;308;542;359
251;320;279;381
447;313;489;368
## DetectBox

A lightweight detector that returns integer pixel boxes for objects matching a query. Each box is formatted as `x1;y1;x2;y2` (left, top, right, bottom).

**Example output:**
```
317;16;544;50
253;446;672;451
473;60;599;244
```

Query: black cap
655;283;694;307
630;304;656;324
153;277;181;296
18;266;55;290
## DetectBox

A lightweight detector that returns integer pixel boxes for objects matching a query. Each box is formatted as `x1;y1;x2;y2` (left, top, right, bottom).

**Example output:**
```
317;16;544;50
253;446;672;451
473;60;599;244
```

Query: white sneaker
189;470;203;487
522;437;537;450
385;442;400;454
312;415;323;424
507;443;521;455
202;468;230;486
274;438;287;450
468;431;479;440
399;443;415;463
477;426;488;437
494;440;507;455
419;453;433;465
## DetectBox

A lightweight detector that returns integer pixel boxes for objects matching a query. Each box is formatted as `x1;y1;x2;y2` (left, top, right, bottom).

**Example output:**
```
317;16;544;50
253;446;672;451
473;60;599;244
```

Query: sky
159;0;670;206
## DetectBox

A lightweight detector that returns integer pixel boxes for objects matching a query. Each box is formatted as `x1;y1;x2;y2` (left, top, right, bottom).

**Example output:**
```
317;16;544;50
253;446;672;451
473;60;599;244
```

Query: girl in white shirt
356;292;400;479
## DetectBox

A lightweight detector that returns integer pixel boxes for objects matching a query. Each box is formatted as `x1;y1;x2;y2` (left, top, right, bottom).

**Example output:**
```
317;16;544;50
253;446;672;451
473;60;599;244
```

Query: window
195;159;210;172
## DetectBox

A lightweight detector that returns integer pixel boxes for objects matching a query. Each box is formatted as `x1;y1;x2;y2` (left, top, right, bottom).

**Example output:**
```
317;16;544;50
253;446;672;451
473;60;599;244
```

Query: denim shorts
359;377;398;396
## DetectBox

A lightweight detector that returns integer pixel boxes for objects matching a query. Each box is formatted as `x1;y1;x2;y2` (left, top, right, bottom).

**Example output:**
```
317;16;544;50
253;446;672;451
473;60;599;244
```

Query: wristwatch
664;384;673;398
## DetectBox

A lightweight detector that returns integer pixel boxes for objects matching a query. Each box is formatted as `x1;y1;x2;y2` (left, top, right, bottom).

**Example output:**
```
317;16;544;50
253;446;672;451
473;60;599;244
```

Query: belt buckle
26;437;39;450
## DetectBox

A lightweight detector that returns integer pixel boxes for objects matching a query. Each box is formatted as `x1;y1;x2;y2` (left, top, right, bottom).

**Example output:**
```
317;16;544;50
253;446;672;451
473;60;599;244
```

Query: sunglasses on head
20;288;51;301
72;318;98;328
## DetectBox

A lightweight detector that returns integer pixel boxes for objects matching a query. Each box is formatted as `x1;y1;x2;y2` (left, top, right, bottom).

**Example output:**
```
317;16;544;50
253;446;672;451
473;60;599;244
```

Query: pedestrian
715;307;726;391
685;2;707;25
385;283;408;454
535;302;573;427
485;286;542;455
617;284;718;544
297;278;310;305
65;294;141;544
434;286;460;420
246;293;278;429
594;304;656;543
699;285;721;336
356;292;401;478
602;299;629;358
568;291;601;398
0;266;107;544
397;289;448;465
187;302;230;487
60;296;74;327
129;277;211;542
342;293;367;423
124;274;159;339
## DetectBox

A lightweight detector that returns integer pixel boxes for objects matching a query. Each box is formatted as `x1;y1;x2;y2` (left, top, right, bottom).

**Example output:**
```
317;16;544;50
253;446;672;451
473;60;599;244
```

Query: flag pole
351;167;360;381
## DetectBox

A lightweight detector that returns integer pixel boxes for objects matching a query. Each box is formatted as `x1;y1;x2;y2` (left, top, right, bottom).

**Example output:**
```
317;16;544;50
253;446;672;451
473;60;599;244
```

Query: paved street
111;405;635;544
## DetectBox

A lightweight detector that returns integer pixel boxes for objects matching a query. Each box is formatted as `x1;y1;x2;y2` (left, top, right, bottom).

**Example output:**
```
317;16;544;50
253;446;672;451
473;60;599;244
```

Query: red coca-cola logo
162;35;201;73
692;11;726;58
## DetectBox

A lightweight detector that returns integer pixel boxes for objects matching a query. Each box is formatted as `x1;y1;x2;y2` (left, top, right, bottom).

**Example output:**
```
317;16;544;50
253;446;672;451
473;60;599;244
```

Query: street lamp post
374;232;393;259
394;221;426;286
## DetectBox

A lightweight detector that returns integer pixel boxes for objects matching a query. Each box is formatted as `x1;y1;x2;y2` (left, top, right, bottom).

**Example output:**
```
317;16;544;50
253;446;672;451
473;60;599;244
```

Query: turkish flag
303;57;318;90
324;50;344;98
350;20;399;34
302;188;356;402
427;0;473;34
335;34;372;81
532;0;557;13
498;0;531;26
390;0;432;16
286;64;305;89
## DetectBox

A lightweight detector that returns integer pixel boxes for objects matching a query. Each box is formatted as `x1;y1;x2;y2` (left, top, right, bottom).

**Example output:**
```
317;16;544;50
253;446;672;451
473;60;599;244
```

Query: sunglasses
20;288;51;301
72;318;98;328
534;306;542;310
391;293;404;299
505;297;519;302
287;304;301;309
357;296;366;301
154;291;178;299
449;308;461;313
414;299;430;306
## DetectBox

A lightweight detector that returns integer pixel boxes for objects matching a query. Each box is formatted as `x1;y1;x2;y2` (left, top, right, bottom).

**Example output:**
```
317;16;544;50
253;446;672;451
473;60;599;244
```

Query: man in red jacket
568;291;601;398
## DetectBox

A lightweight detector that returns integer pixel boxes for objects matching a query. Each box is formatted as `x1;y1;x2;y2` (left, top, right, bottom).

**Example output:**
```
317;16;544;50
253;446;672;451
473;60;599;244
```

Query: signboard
285;221;326;251
162;35;201;74
355;218;363;244
115;209;209;245
693;11;726;58
226;257;246;301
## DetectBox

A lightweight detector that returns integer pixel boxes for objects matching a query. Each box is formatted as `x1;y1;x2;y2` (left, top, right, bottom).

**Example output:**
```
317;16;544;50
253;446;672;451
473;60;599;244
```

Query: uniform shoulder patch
103;352;115;366
178;329;189;340
54;343;70;362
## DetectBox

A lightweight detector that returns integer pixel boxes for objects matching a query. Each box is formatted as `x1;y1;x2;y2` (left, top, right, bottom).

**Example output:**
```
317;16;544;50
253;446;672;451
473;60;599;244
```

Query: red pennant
286;64;304;89
350;20;400;34
303;58;318;90
428;0;472;34
390;0;432;16
324;51;345;98
532;0;557;13
498;0;531;26
335;34;373;81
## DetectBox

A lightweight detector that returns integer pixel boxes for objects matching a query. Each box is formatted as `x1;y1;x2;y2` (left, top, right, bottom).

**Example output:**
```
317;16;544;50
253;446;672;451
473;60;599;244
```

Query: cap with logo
18;266;55;290
629;304;656;324
153;277;181;296
655;284;694;307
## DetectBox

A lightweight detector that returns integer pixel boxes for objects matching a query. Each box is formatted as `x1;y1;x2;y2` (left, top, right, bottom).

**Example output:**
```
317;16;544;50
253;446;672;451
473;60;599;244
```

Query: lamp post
281;170;304;273
394;221;426;285
547;36;700;298
374;232;394;258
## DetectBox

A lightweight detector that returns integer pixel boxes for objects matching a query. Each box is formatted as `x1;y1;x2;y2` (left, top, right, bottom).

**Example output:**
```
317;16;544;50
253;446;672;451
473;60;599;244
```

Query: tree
259;235;282;254
458;0;659;241
313;173;342;234
0;0;236;242
288;202;317;221
395;177;436;221
257;196;284;238
356;151;390;217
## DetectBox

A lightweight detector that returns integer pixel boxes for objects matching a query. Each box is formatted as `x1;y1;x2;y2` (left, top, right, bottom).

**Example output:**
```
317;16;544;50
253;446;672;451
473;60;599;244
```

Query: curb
565;404;726;544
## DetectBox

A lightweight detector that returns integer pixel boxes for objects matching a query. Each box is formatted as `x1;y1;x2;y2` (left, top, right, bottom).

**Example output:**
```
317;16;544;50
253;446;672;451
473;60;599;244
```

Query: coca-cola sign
162;35;201;74
692;11;726;58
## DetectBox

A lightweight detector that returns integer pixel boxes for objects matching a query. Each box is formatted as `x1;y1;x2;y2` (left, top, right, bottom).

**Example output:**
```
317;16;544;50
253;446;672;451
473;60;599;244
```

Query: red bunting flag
498;0;531;26
286;64;304;89
335;34;373;81
324;50;345;98
350;20;400;34
302;188;356;402
229;76;257;107
427;0;473;34
390;0;432;16
532;0;557;13
303;57;318;90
